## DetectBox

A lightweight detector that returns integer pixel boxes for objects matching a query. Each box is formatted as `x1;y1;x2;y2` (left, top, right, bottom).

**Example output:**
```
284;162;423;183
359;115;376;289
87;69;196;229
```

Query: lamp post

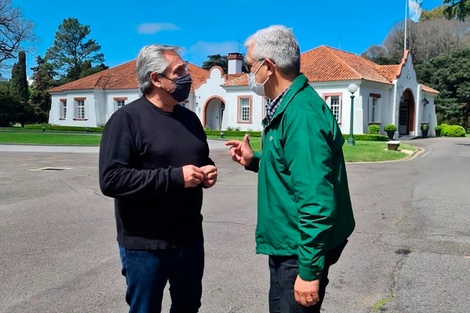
347;83;358;146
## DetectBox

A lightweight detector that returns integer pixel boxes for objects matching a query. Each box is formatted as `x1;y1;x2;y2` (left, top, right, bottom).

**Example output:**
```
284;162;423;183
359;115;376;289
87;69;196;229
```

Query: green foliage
384;124;397;132
368;124;381;134
201;54;228;73
440;123;466;136
421;124;430;131
443;0;470;21
45;18;105;83
434;124;443;131
24;124;103;133
10;51;29;102
416;48;470;125
342;134;389;142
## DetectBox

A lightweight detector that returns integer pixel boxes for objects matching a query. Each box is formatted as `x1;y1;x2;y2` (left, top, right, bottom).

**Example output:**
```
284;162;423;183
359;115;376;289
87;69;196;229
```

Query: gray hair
136;44;181;94
244;25;300;75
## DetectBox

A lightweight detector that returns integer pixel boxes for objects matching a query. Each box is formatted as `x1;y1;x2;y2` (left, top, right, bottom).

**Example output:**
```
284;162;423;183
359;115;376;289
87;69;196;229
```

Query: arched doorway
203;97;225;131
398;89;415;136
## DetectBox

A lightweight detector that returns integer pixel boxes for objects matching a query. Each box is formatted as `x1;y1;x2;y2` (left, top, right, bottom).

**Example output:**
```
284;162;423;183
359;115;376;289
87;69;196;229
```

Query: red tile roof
49;61;209;93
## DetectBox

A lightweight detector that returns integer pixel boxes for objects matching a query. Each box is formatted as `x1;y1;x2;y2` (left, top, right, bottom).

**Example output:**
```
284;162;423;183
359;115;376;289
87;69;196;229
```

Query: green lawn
210;135;417;162
0;129;417;162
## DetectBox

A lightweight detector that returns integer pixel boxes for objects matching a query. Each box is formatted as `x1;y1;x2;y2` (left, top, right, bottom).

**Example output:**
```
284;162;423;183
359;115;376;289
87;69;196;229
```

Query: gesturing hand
225;134;254;167
201;165;217;188
182;165;205;188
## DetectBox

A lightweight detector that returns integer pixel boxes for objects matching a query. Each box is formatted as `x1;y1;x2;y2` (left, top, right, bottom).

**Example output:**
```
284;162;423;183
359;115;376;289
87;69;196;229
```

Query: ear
150;72;162;87
265;59;275;76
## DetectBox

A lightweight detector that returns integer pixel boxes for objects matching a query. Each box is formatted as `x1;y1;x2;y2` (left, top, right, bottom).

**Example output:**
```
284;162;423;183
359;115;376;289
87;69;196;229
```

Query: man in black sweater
99;44;217;313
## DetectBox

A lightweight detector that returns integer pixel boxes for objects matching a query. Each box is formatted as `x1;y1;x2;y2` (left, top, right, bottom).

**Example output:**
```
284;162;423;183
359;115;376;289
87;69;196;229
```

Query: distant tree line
361;2;470;127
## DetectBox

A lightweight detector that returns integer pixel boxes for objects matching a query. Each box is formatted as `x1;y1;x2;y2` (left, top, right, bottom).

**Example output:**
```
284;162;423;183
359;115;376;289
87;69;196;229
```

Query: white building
48;46;438;137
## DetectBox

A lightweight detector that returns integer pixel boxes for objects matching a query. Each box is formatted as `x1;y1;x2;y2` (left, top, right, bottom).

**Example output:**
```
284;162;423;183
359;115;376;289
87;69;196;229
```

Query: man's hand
201;165;217;188
225;134;254;166
294;276;320;307
182;165;205;188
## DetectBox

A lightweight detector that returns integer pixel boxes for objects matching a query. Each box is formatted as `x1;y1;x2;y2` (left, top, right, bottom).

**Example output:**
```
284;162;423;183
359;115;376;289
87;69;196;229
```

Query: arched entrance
203;97;225;130
398;89;415;136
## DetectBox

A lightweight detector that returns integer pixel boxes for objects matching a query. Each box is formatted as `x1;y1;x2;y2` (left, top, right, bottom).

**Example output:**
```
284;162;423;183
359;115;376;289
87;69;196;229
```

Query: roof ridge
324;46;364;80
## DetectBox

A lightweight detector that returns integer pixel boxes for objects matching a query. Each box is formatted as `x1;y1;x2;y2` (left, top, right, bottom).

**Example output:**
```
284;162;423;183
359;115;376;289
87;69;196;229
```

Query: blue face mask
169;73;192;102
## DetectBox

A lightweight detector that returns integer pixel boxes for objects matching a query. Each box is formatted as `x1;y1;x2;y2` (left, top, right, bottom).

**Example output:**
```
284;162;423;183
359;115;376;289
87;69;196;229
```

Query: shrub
205;130;262;138
25;124;103;133
421;124;430;131
368;124;380;134
342;134;388;141
384;124;397;132
440;124;466;137
434;125;442;131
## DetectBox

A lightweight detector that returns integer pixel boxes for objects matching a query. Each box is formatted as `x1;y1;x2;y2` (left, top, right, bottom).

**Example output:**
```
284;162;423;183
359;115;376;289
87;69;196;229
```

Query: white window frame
368;94;382;123
237;96;252;123
324;94;342;123
74;98;86;120
59;99;67;119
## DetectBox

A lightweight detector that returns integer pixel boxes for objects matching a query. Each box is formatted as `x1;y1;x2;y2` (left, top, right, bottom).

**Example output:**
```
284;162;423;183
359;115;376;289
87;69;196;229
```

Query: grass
0;128;101;145
1;128;417;162
210;135;417;163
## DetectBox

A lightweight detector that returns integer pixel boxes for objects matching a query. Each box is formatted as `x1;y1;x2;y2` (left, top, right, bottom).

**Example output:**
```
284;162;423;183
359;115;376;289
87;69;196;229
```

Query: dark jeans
268;240;347;313
119;238;204;313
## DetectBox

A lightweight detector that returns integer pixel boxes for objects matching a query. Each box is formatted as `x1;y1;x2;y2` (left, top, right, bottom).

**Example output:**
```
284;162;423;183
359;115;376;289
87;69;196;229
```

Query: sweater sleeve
99;110;184;198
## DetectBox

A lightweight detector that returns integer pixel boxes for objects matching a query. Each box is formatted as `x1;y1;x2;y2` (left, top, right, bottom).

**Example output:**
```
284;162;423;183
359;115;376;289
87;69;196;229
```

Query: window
237;96;252;123
324;94;342;123
368;94;382;123
114;97;128;111
59;99;67;119
117;100;125;109
74;97;86;120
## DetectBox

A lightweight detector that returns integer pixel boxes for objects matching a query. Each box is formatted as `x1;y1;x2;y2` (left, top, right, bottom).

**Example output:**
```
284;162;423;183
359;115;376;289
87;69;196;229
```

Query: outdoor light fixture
347;83;358;146
422;98;429;105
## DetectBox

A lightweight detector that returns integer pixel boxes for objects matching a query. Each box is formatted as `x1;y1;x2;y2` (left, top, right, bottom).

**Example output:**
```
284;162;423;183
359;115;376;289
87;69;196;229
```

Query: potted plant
421;124;430;138
434;125;442;137
384;124;397;140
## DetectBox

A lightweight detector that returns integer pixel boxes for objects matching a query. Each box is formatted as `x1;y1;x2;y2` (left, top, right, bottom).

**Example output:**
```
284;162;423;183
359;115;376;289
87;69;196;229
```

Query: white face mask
247;59;269;97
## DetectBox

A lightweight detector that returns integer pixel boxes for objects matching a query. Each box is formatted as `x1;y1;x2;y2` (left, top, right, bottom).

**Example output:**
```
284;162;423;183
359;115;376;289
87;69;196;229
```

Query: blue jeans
268;240;347;313
119;238;204;313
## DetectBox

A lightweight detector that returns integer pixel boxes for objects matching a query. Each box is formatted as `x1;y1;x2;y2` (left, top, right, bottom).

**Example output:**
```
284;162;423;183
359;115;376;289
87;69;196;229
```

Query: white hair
136;44;181;94
244;25;300;75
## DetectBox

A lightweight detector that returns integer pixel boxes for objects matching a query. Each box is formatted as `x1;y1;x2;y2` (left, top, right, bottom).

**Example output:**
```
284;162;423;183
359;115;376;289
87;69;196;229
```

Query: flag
408;0;423;23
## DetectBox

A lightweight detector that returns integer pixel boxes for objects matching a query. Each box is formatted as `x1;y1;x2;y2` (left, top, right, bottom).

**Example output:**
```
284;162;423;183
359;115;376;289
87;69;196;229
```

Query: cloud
188;41;242;56
137;23;180;35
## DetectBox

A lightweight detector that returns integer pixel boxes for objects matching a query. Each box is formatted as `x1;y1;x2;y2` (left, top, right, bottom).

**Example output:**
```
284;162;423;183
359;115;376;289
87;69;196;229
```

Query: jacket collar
262;74;309;127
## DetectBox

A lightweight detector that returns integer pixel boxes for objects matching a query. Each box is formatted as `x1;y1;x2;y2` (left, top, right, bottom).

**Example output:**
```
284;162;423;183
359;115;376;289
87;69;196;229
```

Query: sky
12;0;444;78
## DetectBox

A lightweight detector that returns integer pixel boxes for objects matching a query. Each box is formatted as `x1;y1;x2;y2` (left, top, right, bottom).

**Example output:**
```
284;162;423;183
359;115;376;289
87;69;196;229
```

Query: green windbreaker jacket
246;74;355;281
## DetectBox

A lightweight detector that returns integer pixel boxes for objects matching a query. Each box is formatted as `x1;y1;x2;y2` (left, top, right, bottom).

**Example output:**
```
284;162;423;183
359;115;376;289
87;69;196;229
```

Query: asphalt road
0;137;469;313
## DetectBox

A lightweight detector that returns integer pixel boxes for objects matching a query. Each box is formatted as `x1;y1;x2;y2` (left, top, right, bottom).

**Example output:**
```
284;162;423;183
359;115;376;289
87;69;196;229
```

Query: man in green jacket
226;25;355;312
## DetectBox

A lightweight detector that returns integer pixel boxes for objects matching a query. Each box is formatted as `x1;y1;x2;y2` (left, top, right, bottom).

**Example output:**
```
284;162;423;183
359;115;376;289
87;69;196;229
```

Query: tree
0;0;35;68
29;55;57;123
45;18;105;83
416;48;470;126
443;0;470;21
364;8;470;66
10;51;28;101
4;51;35;126
202;54;228;73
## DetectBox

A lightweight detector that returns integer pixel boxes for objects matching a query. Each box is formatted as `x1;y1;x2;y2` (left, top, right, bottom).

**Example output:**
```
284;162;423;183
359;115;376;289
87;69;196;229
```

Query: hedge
25;124;104;133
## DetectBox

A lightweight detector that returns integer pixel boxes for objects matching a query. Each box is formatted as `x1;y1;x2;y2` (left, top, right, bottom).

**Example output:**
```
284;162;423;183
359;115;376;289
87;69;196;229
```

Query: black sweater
99;96;214;249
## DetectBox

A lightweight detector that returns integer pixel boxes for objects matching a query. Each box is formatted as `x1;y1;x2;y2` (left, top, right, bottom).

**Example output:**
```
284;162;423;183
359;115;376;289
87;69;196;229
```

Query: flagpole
404;0;408;53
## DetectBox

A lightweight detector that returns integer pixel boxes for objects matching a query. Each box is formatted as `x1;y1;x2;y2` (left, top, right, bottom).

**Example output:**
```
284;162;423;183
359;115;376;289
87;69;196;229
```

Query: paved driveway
0;137;469;312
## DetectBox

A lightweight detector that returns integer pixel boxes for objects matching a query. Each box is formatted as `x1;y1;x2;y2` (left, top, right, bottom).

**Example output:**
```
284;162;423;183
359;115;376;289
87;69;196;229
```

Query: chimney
227;52;243;74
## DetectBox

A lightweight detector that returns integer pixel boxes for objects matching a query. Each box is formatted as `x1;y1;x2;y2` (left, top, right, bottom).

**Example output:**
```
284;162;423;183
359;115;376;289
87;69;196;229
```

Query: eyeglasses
244;58;265;73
